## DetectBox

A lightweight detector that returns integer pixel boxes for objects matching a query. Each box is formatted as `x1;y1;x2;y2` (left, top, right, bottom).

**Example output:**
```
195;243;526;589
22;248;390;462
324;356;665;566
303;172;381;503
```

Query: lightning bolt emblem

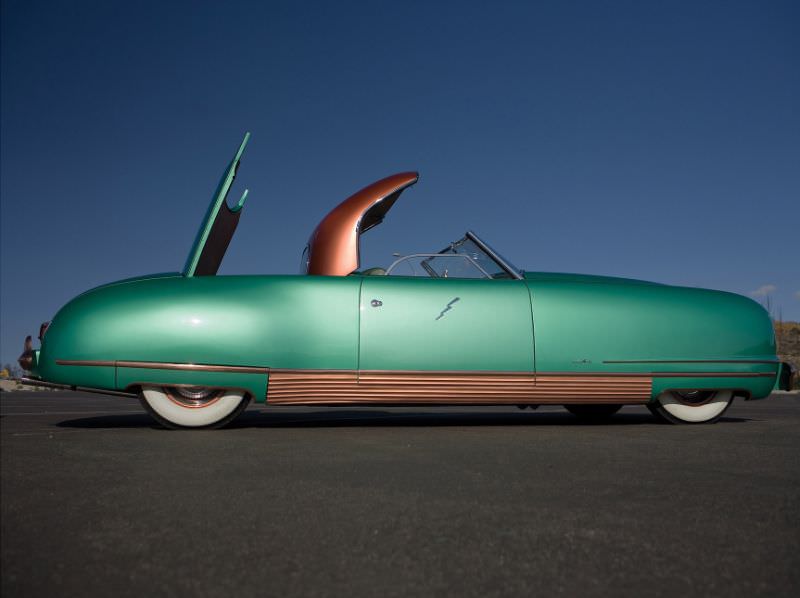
435;297;461;320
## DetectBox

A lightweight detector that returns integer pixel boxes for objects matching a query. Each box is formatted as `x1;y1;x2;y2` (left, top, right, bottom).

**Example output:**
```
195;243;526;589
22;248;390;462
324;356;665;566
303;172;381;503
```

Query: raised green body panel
359;278;534;372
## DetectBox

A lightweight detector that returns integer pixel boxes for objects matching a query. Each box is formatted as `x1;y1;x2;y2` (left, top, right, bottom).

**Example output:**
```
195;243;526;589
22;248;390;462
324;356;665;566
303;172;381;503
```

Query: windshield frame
440;231;523;280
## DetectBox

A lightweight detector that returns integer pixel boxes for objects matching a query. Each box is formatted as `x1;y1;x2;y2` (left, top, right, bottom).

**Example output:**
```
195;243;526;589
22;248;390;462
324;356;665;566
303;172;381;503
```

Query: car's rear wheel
648;390;733;424
564;404;622;420
138;385;250;429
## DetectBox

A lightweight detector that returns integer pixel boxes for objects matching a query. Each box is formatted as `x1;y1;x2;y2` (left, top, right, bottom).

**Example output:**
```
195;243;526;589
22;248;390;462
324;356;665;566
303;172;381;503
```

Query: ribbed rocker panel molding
266;370;652;405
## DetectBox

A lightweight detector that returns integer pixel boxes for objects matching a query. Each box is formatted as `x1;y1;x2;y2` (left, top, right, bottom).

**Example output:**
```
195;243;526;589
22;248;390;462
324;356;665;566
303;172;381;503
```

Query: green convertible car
19;134;794;428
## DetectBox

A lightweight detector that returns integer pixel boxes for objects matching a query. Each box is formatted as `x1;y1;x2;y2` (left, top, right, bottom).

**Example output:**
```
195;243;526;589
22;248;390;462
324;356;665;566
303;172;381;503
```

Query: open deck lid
183;133;250;277
305;171;419;275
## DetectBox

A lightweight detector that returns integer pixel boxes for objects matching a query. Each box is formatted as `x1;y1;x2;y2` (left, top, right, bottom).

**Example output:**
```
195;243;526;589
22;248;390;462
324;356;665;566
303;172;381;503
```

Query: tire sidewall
652;390;733;424
140;386;250;429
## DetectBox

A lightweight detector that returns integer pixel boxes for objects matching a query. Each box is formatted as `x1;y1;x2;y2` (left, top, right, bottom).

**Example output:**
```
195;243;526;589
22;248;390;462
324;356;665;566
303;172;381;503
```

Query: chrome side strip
604;359;779;365
52;361;776;379
56;359;268;374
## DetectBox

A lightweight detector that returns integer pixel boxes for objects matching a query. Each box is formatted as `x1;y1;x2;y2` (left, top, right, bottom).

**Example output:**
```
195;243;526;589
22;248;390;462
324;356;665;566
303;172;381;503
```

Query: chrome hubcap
673;390;715;405
166;386;223;407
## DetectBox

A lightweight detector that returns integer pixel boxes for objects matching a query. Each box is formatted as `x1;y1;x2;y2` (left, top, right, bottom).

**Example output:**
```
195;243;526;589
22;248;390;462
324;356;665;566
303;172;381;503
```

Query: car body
19;134;795;428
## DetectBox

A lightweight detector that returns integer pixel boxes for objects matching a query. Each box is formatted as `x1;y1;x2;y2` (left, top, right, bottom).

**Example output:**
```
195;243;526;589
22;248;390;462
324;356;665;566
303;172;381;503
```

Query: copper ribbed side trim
267;370;652;405
56;359;268;374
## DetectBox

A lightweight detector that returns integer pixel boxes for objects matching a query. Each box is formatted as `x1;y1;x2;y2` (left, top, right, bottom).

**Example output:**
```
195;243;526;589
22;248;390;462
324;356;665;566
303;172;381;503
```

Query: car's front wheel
138;385;250;429
648;390;733;424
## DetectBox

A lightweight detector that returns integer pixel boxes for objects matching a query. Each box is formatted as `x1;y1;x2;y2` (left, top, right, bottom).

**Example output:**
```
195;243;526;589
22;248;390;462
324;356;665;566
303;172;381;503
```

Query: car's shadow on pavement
55;409;750;430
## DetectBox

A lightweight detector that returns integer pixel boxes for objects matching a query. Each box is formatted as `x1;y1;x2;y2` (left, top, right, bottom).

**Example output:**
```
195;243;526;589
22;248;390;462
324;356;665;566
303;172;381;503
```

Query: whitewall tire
649;390;734;424
139;385;250;429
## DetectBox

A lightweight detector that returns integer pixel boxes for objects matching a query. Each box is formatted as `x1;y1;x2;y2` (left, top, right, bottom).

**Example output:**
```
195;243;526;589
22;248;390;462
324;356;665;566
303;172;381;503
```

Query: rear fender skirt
117;367;266;402
650;374;775;401
53;359;269;403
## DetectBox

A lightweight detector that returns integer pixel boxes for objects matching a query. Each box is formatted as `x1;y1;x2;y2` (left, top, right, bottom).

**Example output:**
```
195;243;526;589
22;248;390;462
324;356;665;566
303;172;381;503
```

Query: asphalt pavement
2;391;799;597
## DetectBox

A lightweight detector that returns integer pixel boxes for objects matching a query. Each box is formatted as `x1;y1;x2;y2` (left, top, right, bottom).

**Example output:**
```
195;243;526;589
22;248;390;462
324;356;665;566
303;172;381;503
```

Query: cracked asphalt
2;391;799;597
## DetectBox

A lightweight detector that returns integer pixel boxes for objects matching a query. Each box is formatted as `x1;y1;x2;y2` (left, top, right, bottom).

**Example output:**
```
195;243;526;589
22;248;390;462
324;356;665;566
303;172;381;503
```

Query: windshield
380;231;522;279
438;231;522;279
387;254;491;278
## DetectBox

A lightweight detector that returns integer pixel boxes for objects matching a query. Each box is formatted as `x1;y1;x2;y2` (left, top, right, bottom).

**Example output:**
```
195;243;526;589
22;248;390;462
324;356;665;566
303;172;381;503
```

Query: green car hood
524;271;662;286
183;133;250;277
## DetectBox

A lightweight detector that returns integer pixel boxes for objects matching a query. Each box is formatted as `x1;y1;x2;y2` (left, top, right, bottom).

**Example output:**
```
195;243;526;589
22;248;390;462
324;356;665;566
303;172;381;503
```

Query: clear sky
1;0;798;366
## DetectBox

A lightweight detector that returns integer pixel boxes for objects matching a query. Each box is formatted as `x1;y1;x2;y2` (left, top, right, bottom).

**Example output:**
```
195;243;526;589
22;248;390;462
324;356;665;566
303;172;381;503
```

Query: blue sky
1;0;798;366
